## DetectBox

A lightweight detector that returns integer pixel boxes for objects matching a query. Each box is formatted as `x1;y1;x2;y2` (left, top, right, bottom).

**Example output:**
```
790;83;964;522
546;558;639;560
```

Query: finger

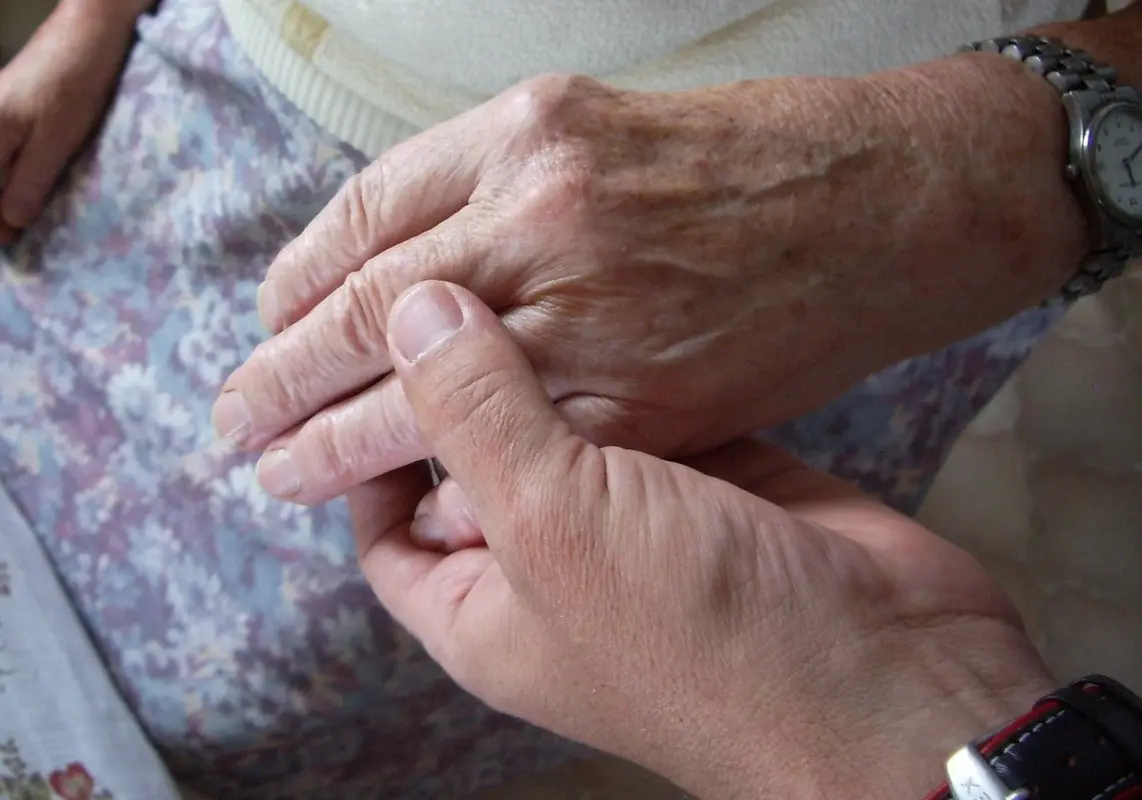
350;469;518;691
0;122;22;244
213;214;494;450
362;525;512;679
0;121;75;230
0;118;22;177
251;365;614;506
259;104;501;334
252;327;639;505
345;460;433;562
387;280;596;561
409;478;485;552
256;374;425;504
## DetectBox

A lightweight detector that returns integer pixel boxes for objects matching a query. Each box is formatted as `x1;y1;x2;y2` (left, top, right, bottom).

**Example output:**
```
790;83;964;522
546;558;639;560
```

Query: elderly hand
216;57;1084;504
0;0;145;244
351;280;1054;798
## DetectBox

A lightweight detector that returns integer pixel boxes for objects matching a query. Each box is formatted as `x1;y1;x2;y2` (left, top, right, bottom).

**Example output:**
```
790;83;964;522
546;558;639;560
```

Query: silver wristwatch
961;36;1142;302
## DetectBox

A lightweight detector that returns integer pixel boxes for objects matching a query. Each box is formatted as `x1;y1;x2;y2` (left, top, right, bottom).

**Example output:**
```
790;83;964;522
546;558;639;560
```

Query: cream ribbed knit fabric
218;0;1088;158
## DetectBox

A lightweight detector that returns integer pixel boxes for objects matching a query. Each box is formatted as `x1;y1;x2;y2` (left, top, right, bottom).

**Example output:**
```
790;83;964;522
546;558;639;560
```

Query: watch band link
927;675;1142;800
961;36;1138;302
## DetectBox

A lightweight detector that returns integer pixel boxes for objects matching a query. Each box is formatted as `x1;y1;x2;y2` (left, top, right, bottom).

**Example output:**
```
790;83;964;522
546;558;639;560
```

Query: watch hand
1125;161;1139;188
1128;139;1142;165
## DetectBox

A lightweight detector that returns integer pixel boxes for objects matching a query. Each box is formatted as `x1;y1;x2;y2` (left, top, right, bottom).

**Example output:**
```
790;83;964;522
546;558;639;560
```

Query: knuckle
498;148;597;243
370;228;462;308
409;228;462;276
336;163;387;250
245;341;310;420
504;73;600;136
374;389;425;455
303;415;356;483
273;232;321;294
318;388;423;479
494;73;615;238
334;270;389;361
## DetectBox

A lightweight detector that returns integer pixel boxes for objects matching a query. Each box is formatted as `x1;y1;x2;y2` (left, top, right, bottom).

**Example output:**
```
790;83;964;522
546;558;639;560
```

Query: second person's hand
351;279;1056;799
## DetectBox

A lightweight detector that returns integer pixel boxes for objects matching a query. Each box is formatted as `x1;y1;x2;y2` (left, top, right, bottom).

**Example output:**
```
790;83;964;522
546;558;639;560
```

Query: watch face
1091;103;1142;222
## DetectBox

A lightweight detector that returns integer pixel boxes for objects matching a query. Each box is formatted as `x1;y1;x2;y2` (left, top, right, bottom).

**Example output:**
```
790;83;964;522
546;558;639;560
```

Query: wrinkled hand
352;280;1054;798
0;3;137;243
217;62;1079;505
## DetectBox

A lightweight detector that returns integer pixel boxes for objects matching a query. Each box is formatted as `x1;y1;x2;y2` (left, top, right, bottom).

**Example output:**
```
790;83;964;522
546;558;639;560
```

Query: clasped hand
214;67;1070;506
348;280;1051;798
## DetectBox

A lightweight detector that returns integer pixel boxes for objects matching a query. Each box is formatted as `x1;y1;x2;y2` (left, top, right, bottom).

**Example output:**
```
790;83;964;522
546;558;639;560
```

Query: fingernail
257;449;301;497
257;281;280;333
409;513;450;551
390;283;464;363
212;390;253;443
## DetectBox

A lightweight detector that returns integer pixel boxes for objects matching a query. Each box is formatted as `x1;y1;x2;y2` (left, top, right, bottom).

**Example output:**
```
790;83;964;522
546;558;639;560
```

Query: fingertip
347;463;434;558
359;522;448;619
0;220;18;246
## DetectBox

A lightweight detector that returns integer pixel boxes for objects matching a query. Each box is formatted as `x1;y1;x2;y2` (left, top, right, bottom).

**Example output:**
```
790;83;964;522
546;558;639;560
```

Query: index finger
258;103;498;334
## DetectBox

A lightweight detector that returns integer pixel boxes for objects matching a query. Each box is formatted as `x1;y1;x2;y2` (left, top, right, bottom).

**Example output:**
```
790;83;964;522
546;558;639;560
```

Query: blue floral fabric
0;1;1062;797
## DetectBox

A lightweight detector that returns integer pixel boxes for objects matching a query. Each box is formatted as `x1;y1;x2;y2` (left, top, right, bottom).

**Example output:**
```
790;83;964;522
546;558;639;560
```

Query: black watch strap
927;675;1142;800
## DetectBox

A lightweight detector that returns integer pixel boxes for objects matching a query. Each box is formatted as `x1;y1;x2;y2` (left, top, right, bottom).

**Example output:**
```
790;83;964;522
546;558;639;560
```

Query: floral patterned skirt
0;0;1063;797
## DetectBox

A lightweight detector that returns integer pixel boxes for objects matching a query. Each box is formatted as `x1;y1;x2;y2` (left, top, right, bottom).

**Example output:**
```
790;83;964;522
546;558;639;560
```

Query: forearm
1034;2;1142;88
53;0;154;37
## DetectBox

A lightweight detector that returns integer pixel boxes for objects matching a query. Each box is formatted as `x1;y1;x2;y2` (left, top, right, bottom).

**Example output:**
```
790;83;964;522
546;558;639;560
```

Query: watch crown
1065;163;1080;181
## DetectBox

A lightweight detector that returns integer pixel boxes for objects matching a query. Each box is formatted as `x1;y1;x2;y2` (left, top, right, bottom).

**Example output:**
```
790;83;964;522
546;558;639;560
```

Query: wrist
850;623;1056;797
859;53;1086;324
730;620;1054;799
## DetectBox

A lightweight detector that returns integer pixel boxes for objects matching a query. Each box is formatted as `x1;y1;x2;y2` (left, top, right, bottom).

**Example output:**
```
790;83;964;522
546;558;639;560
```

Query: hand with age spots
212;60;1085;505
347;279;1054;799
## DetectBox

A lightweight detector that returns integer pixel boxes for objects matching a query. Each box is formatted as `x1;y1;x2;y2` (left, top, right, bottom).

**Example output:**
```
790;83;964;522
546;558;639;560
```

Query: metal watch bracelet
960;36;1140;302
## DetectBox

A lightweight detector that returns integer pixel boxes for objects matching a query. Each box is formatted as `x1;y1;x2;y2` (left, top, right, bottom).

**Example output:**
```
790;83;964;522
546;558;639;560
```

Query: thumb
387;281;593;557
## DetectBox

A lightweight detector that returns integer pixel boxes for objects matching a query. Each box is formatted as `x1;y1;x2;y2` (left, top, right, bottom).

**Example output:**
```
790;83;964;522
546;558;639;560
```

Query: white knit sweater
218;0;1089;157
